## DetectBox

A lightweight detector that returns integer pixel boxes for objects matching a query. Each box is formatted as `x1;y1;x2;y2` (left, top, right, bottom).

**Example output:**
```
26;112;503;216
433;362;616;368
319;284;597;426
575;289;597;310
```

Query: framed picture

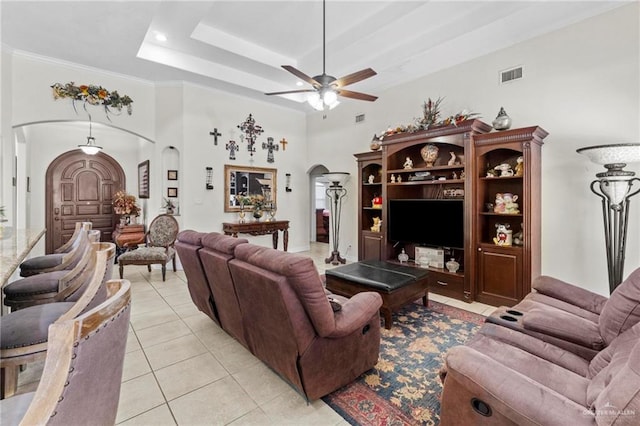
167;170;178;180
167;187;178;198
138;160;150;199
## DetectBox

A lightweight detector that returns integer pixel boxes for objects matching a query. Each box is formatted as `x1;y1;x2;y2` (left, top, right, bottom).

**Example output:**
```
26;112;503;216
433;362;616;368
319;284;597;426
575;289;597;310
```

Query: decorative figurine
398;248;409;263
397;175;402;182
503;193;520;214
371;217;382;232
372;195;383;209
368;174;375;184
494;193;506;213
403;157;414;170
492;107;512;131
515;156;524;177
494;163;514;177
390;174;396;183
452;171;458;180
513;223;524;246
446;258;460;273
421;144;439;167
486;162;497;177
448;152;457;166
370;134;381;151
493;223;513;246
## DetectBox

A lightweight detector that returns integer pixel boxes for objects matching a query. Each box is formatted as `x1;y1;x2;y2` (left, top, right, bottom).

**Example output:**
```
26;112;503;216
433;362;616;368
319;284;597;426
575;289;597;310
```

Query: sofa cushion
0;302;75;349
599;268;640;345
202;232;247;255
177;230;203;246
3;271;67;298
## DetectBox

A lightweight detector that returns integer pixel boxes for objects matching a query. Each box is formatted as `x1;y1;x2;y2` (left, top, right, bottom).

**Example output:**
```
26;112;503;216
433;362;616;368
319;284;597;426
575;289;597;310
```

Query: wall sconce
206;167;214;190
285;173;292;192
577;143;640;293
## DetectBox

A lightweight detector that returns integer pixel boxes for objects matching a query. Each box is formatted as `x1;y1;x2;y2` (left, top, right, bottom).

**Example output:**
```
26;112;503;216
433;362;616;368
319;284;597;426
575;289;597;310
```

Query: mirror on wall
224;164;277;212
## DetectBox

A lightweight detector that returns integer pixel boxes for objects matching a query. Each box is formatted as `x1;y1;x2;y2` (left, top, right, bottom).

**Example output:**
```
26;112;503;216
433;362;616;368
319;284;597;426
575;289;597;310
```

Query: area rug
322;300;485;426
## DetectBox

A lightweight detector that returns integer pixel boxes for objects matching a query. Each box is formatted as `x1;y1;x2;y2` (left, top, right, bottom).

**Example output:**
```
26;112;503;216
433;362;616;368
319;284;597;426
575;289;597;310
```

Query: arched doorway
308;164;330;244
45;150;125;253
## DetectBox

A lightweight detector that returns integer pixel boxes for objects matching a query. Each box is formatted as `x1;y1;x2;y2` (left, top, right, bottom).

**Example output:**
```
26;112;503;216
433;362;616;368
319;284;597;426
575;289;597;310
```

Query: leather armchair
485;267;640;360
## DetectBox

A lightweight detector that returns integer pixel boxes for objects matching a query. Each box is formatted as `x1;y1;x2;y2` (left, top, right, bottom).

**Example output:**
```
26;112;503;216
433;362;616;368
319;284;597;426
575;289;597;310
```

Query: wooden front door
45;150;126;253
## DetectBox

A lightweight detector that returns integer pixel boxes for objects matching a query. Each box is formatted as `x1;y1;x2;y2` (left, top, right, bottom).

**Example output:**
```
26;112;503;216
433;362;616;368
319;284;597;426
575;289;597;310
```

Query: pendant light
79;114;102;155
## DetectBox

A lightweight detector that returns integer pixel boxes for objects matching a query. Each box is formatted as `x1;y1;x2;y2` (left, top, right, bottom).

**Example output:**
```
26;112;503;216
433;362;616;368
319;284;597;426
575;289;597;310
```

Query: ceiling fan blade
333;68;377;88
282;65;320;87
265;89;316;96
337;89;378;102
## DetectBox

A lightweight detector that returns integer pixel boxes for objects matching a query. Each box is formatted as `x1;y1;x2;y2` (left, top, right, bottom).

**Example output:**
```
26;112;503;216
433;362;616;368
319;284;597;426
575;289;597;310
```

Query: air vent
355;114;365;124
500;66;523;84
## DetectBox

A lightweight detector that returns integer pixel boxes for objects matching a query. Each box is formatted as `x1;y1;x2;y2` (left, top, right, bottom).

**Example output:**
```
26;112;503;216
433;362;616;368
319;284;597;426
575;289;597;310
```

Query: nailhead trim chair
118;214;179;281
0;279;131;425
0;243;115;399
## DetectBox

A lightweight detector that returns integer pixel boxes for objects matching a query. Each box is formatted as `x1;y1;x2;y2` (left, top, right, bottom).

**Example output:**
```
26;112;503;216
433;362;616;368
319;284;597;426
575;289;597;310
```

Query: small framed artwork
167;187;178;198
138;160;150;199
167;170;178;180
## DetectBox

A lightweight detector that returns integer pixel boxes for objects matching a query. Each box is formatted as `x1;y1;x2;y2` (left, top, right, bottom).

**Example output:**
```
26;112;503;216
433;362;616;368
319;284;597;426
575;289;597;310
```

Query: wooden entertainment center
355;120;548;305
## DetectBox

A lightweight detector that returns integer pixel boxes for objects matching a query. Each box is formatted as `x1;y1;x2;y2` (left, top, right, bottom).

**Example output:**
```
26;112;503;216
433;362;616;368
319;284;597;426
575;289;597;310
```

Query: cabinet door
361;232;383;261
476;245;522;306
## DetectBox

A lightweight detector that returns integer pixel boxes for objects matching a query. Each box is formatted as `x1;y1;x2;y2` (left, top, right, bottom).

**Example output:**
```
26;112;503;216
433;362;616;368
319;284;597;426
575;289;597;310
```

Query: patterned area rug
322;300;485;426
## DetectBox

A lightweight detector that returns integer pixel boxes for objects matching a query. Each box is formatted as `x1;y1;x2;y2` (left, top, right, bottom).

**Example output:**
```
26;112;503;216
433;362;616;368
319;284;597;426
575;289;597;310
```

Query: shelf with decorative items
473;126;548;307
355;151;384;261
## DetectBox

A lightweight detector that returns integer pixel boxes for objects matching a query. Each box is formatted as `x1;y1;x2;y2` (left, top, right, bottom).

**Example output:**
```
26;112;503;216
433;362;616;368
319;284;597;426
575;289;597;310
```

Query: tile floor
15;242;496;425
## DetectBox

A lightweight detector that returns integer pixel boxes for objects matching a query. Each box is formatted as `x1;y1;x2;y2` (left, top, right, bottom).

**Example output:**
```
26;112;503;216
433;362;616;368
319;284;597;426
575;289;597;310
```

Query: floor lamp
577;144;640;293
323;172;350;265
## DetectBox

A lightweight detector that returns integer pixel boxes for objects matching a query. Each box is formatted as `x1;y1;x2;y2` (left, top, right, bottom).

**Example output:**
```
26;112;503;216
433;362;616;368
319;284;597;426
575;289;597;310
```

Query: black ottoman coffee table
325;260;429;329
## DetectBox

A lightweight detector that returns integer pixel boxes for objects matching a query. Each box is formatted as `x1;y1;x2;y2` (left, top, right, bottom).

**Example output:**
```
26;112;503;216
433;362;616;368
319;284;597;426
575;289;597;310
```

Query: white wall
307;3;640;295
181;83;309;252
2;4;638;295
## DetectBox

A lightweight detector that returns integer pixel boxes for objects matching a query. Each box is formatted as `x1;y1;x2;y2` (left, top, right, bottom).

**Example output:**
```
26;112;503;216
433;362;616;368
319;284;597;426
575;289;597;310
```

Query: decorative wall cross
237;114;264;157
262;137;279;163
209;128;222;145
226;140;239;160
280;138;288;151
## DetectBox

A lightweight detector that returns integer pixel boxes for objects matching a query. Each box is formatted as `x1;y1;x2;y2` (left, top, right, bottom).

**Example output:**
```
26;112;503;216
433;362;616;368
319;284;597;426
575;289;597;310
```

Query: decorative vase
119;216;127;226
398;249;409;263
253;209;263;221
492;107;512;131
446;258;460;273
238;210;246;223
370;135;381;151
420;144;439;167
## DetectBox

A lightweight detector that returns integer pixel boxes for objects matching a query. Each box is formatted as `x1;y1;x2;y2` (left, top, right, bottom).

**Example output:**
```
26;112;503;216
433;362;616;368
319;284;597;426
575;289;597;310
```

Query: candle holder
323;172;350;265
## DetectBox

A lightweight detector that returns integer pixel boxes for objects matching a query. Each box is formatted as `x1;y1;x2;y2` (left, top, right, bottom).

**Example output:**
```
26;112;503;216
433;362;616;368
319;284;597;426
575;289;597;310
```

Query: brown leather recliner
174;230;219;324
228;243;382;400
485;267;640;360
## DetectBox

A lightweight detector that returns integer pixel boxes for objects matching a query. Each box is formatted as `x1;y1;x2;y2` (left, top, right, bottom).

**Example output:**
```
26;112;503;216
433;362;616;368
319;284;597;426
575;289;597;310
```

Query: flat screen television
388;199;464;249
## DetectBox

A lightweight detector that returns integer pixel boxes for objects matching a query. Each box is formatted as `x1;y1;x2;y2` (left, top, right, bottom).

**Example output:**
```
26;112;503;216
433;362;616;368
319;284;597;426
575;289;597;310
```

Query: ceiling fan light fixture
307;92;324;111
323;89;337;105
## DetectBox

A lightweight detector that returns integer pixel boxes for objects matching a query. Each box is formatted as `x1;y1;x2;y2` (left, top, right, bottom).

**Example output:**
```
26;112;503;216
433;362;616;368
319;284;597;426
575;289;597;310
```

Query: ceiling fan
265;0;378;110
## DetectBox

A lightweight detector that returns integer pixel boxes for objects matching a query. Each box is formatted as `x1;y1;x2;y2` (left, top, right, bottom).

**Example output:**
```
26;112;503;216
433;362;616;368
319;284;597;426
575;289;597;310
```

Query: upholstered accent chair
0;279;131;425
0;243;115;399
19;222;94;277
4;231;101;311
174;230;220;323
485;267;640;360
118;214;178;281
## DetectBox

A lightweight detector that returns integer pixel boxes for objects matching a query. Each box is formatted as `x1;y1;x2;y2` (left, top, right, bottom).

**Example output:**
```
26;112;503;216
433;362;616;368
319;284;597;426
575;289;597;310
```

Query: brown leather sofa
176;231;383;400
440;268;640;425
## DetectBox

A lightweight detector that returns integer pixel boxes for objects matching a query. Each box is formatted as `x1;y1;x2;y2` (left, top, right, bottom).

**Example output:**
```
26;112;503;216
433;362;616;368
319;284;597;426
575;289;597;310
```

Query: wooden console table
222;220;289;251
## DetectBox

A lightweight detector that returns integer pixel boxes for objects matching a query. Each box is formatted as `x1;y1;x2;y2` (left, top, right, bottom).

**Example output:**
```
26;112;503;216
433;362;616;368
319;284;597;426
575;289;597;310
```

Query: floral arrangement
374;97;480;141
238;194;266;212
51;82;133;118
113;191;140;216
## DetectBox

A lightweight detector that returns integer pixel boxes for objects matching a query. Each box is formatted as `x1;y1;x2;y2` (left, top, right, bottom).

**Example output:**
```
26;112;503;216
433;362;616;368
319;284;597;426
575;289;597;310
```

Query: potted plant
113;191;140;225
163;198;176;215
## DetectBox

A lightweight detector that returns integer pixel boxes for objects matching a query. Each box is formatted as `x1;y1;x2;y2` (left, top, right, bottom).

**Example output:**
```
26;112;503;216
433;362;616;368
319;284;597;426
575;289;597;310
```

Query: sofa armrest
327;292;382;338
523;308;604;350
443;346;595;426
533;276;607;315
